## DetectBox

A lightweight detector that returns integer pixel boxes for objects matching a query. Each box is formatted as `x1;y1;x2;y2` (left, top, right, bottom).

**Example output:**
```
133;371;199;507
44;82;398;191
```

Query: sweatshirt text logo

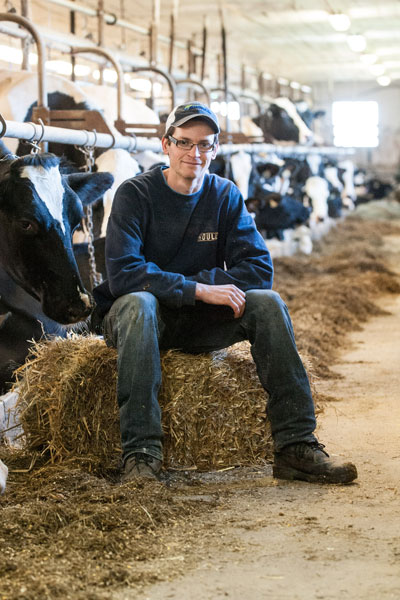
197;232;218;242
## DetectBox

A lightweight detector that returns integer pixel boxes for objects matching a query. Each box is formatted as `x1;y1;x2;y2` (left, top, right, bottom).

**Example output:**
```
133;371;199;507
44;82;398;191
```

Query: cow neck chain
81;144;103;289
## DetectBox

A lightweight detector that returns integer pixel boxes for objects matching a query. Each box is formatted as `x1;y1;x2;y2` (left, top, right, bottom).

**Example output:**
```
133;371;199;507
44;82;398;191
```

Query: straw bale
15;336;271;473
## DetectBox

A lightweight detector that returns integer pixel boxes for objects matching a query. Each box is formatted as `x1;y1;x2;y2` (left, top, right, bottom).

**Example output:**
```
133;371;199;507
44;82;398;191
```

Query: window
332;101;379;147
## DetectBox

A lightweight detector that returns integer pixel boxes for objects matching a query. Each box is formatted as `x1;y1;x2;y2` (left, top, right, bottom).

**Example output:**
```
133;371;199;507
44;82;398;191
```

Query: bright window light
0;44;37;65
46;60;73;76
332;101;379;148
93;68;118;83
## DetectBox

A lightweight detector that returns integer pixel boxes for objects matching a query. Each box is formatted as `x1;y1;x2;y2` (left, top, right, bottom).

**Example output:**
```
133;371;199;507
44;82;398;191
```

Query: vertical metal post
201;16;207;83
168;12;175;74
97;0;104;84
70;0;76;81
20;0;31;70
220;8;230;135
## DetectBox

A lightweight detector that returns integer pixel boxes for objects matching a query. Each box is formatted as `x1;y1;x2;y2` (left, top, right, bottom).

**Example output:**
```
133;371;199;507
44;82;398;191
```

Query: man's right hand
195;283;246;319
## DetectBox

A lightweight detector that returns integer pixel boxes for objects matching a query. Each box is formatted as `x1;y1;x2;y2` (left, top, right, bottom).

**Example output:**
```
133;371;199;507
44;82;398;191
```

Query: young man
93;102;357;485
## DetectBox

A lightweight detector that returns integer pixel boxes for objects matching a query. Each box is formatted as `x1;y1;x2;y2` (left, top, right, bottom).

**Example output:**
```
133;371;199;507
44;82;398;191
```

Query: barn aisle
137;238;400;600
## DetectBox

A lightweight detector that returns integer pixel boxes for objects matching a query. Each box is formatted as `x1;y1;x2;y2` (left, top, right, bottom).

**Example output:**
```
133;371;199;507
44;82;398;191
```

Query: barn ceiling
1;0;400;95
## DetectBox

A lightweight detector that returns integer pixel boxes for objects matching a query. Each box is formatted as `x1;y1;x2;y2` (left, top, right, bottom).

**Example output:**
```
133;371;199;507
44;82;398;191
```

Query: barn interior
0;2;400;600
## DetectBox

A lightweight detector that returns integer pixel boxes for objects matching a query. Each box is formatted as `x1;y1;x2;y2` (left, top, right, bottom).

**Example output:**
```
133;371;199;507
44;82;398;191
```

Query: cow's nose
65;303;92;323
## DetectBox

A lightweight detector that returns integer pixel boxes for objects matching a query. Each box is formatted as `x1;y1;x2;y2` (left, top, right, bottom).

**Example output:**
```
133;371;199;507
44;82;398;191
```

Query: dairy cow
0;145;113;392
253;97;313;145
0;70;157;241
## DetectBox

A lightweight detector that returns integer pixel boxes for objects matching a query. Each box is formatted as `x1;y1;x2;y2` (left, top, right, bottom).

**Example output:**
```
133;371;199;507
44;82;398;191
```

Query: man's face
162;121;218;182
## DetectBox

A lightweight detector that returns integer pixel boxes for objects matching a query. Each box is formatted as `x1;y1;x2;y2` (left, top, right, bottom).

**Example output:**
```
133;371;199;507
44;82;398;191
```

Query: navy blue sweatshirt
93;166;273;316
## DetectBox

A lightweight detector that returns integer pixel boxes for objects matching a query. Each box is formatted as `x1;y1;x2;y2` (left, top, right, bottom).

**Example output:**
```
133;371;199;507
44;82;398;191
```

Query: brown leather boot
273;442;358;484
121;453;162;483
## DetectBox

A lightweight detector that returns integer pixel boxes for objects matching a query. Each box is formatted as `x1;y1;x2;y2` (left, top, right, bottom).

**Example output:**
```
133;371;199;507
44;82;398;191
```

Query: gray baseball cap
165;102;220;134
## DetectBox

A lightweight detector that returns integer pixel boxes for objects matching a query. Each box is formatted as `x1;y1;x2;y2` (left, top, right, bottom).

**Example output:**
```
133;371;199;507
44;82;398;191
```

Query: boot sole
273;464;357;484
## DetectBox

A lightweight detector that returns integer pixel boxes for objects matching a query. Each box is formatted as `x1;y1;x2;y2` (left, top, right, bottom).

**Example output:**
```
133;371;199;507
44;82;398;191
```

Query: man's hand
195;283;246;319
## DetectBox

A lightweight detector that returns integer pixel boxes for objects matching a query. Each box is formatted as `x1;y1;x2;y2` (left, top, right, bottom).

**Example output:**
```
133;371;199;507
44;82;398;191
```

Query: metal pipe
70;46;124;120
0;117;162;153
0;13;47;107
20;0;31;71
168;12;175;74
0;116;353;158
218;142;354;157
201;18;207;82
175;78;210;105
97;0;105;84
238;93;262;113
131;66;176;110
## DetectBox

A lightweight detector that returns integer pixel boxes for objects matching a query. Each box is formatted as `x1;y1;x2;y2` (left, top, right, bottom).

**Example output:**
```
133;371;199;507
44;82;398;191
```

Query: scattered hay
15;338;272;474
274;218;400;377
1;216;400;600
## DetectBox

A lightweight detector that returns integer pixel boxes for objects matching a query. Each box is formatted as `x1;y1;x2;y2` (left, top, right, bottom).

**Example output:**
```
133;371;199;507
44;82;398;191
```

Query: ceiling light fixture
377;75;391;87
346;35;367;53
329;13;351;32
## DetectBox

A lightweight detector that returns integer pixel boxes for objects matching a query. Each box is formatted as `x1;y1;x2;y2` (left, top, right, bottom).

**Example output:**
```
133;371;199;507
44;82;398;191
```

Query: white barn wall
312;80;400;179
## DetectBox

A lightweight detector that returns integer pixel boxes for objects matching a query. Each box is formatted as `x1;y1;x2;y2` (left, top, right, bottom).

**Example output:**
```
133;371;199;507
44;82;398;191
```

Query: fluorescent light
369;64;385;76
360;53;377;65
301;85;312;93
329;13;351;32
377;75;391;87
290;81;301;89
347;35;367;53
277;77;289;86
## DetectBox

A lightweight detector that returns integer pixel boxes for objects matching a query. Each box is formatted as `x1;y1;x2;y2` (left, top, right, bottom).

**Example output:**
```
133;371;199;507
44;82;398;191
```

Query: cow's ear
65;172;114;206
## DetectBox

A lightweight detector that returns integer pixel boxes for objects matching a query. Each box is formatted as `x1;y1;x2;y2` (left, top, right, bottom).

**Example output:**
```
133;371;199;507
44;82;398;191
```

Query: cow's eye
17;219;38;234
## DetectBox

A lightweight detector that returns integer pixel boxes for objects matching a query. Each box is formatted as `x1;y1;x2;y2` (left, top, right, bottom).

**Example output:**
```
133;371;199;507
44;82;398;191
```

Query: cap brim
171;114;220;133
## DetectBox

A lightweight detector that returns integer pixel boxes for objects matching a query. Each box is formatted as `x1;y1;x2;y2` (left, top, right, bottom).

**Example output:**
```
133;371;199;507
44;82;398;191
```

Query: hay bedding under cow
1;216;400;600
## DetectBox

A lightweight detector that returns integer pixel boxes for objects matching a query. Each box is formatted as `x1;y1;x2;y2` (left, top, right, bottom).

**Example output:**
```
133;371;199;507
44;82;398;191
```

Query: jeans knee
111;292;159;325
246;289;286;315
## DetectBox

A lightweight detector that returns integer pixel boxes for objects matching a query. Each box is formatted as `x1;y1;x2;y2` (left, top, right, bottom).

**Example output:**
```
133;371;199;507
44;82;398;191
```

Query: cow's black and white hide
293;101;326;131
354;170;393;205
252;97;313;145
246;159;311;241
0;149;113;393
252;190;311;241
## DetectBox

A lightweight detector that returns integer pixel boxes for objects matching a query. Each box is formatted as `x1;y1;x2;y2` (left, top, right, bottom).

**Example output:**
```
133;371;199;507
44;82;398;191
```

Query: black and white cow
0;146;113;393
252;97;313;145
0;69;155;245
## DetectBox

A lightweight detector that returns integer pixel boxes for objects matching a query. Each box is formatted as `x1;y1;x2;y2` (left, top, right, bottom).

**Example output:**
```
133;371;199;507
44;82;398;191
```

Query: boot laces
307;442;329;457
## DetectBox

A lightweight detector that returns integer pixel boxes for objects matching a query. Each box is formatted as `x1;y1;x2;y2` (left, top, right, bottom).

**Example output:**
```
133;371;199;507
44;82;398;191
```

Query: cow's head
0;152;113;324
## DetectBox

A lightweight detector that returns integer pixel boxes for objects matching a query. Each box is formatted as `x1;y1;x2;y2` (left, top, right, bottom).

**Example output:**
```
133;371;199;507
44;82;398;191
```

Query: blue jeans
103;289;317;463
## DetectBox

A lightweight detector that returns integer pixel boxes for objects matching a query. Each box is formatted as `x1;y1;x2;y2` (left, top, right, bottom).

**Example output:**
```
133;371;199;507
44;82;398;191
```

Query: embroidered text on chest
197;232;218;242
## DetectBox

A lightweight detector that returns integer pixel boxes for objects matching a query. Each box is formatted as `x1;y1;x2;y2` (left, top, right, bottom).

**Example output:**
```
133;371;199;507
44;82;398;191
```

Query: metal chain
77;140;103;289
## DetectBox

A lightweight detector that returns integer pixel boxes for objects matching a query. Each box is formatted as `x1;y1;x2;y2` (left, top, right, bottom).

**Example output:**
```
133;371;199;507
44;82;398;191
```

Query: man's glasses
168;135;215;153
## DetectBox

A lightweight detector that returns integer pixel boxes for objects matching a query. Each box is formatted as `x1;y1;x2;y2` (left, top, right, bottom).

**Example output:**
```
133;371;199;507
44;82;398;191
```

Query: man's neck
163;168;204;195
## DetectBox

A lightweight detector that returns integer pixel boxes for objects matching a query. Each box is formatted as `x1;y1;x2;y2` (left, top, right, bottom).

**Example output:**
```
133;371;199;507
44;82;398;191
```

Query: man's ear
211;142;219;160
161;136;170;155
